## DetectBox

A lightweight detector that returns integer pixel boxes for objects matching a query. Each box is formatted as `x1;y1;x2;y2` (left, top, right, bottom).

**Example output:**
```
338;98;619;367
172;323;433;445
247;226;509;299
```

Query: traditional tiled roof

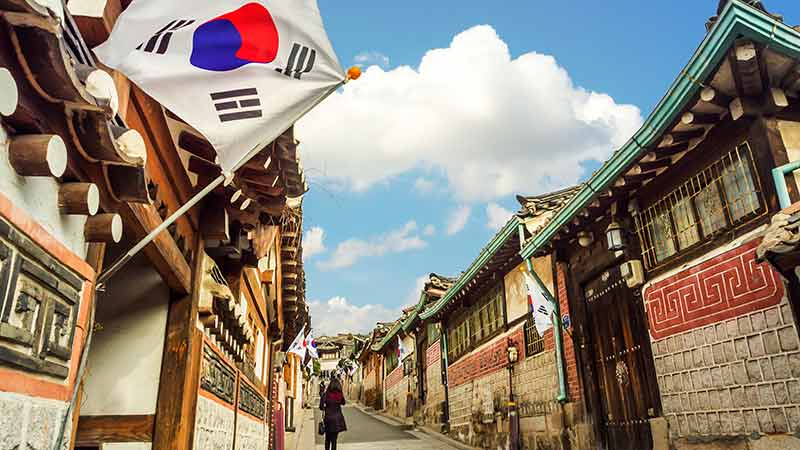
756;202;800;274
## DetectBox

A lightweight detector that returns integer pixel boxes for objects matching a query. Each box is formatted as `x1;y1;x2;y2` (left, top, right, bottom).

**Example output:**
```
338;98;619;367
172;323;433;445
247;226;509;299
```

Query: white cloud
414;177;435;194
298;25;642;202
423;224;436;236
446;205;471;235
310;296;400;336
404;275;429;308
302;226;326;260
354;51;390;68
486;203;513;230
318;221;427;270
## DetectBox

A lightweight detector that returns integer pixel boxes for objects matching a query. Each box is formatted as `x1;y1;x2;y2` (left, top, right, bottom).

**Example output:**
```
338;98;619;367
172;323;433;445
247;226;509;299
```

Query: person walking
319;377;347;450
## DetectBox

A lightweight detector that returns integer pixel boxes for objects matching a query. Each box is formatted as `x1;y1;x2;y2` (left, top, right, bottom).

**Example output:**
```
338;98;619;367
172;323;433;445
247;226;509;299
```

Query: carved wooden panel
643;239;784;340
0;217;83;379
238;381;265;419
200;343;236;404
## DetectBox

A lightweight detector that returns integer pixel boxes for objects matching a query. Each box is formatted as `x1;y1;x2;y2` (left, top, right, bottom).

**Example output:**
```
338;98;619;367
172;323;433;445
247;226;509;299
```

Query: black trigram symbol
137;19;195;54
536;305;549;315
210;88;262;122
275;43;316;79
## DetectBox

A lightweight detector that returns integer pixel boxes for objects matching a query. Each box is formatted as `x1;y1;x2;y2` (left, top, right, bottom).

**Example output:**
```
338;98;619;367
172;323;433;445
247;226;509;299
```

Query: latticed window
523;317;545;357
634;143;764;270
446;282;505;362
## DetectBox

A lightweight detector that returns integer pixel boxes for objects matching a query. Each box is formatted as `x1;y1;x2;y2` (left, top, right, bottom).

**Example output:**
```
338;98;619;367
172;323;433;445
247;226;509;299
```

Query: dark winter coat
320;391;347;433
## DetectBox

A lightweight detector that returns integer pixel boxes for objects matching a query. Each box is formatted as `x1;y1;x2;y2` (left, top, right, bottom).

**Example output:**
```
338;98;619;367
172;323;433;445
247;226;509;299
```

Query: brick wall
422;340;446;426
448;328;524;387
425;339;441;368
556;262;582;402
645;241;800;441
385;370;409;418
385;365;404;390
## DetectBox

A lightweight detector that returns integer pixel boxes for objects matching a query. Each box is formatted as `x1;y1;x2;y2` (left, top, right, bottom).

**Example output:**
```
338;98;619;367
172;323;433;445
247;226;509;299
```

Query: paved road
313;406;459;449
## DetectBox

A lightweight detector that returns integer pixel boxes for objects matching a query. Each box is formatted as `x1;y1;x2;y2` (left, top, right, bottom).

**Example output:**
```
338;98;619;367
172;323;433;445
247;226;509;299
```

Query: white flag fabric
305;329;319;359
524;271;554;333
95;0;344;173
287;326;307;359
397;336;408;361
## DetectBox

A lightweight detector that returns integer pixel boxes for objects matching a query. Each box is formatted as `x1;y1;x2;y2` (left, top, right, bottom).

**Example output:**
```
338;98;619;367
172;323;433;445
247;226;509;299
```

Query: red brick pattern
385;365;404;389
556;262;581;401
643;240;784;340
448;328;524;387
425;340;440;369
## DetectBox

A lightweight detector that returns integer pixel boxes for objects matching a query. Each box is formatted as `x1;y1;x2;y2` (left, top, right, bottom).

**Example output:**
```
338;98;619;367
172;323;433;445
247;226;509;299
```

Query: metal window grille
447;282;505;362
524;318;545;357
634;142;764;270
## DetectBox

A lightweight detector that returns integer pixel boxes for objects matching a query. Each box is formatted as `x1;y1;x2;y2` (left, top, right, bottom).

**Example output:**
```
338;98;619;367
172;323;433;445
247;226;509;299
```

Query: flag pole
95;70;358;288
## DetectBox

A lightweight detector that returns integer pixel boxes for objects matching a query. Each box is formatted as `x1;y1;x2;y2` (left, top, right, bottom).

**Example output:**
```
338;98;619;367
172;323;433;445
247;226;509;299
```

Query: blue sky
298;1;800;336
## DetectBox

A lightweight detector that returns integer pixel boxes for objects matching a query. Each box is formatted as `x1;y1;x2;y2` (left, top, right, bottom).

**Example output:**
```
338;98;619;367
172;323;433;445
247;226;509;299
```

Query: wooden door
584;266;659;450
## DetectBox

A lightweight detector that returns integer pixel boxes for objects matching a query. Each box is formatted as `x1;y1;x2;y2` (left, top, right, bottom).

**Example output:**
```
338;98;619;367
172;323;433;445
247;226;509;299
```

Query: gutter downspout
773;161;800;209
440;324;450;429
518;223;568;403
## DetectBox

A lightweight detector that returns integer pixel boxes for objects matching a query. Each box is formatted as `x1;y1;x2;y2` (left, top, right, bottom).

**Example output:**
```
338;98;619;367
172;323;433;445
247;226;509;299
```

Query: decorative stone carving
200;343;236;404
0;216;83;379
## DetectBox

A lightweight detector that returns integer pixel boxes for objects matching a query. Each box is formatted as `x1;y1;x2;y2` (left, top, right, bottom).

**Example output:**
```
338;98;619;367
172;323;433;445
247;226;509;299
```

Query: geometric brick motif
644;240;784;340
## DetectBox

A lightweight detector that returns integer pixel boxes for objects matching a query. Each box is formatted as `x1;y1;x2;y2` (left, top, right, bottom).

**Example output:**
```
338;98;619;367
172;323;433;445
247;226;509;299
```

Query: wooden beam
700;86;733;109
661;128;704;146
654;142;690;156
178;131;216;162
152;237;203;450
623;173;655;185
781;62;800;92
733;40;763;97
681;111;719;126
75;414;154;445
635;157;672;173
188;154;221;178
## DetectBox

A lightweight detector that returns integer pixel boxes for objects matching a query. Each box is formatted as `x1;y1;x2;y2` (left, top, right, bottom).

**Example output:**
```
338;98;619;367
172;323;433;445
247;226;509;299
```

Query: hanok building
371;307;418;423
417;187;585;450
357;321;393;410
0;1;311;449
403;273;456;429
517;2;800;449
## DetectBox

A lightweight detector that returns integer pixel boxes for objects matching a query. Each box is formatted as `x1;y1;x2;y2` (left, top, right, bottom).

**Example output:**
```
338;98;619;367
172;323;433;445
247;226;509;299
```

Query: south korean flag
94;0;345;173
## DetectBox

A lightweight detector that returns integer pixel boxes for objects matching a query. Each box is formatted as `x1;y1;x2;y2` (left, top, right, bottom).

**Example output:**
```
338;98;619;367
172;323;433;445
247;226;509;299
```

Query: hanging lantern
605;220;625;251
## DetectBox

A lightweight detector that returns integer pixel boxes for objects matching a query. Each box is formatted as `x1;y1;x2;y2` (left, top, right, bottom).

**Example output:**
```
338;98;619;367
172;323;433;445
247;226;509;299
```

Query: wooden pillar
152;236;203;450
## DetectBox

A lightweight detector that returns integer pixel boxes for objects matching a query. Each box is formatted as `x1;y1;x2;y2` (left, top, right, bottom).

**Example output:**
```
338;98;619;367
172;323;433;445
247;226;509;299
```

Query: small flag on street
288;326;307;359
95;0;345;173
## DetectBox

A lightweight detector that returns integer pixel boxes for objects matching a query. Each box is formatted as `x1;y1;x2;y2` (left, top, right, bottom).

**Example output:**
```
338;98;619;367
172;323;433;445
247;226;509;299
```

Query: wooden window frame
445;281;507;363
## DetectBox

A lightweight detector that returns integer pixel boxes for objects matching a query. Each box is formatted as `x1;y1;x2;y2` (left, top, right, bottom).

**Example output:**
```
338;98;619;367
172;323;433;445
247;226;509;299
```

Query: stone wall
384;365;408;418
644;239;800;447
193;395;235;450
235;412;267;450
422;340;446;426
0;392;70;450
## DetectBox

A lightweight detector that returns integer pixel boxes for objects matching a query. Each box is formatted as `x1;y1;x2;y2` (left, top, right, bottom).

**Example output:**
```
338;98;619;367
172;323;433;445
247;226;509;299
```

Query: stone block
772;408;789;433
703;346;714;366
759;383;776;406
775;382;790;405
732;387;746;408
720;411;732;434
716;323;728;341
731;410;745;433
758;408;775;433
786;406;800;431
0;396;24;450
705;326;717;345
664;355;675;373
712;343;725;365
697;413;709;435
678;414;688;436
739;316;753;334
790;352;800;377
749;335;766;358
766;307;782;328
708;412;721;435
764;331;781;355
675;352;685;371
711;366;723;389
693;348;704;368
788;380;800;404
726;319;739;340
781;304;794;325
708;390;720;410
722;365;734;387
650;417;669;450
750;435;800;450
747;359;763;383
743;410;759;433
687;413;698;434
735;338;750;360
774;355;791;380
695;329;706;347
778;326;799;351
761;357;776;381
745;385;759;407
724;341;737;364
720;388;733;409
752;311;767;332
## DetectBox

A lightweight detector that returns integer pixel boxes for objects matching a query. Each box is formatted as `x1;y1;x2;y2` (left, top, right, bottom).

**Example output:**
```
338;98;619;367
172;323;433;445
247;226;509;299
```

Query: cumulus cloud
302;226;326;260
310;296;400;335
318;221;427;270
404;275;429;307
446;205;471;235
354;51;390;68
423;224;436;236
297;25;642;202
486;203;513;230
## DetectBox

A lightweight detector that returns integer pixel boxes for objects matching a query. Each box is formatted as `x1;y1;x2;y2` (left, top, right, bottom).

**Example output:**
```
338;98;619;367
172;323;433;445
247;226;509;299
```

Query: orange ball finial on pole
346;66;362;81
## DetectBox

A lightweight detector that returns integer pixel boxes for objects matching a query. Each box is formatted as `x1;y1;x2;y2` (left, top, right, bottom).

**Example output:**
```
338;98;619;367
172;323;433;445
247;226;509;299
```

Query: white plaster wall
0;123;87;258
778;119;800;190
81;253;168;415
504;256;553;323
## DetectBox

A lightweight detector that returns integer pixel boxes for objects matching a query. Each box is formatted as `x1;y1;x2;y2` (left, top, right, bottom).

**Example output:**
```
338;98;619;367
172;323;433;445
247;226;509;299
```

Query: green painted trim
372;320;403;352
419;217;519;320
519;0;800;260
